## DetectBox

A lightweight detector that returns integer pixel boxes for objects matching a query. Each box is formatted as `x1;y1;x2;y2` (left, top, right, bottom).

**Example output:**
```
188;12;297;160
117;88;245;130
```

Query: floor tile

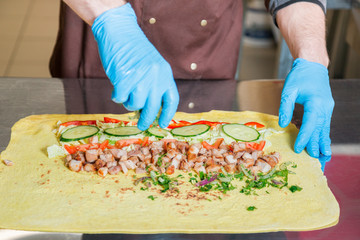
0;14;25;37
11;37;56;63
0;0;31;16
0;62;7;76
23;16;59;38
6;61;51;78
0;37;17;62
30;0;61;18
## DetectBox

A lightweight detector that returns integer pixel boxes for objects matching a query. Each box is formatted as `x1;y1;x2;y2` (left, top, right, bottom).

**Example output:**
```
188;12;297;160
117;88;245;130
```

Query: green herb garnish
288;185;302;193
148;195;156;200
247;206;257;211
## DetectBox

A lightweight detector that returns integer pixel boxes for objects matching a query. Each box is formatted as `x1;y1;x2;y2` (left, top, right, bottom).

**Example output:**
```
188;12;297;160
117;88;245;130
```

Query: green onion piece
289;185;303;193
247;206;257;211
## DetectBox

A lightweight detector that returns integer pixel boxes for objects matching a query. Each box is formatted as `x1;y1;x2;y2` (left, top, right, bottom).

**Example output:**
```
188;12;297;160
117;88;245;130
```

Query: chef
50;0;334;159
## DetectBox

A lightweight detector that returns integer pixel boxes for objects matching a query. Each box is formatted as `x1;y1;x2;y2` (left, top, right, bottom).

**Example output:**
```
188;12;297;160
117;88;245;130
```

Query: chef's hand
279;58;335;158
91;3;179;130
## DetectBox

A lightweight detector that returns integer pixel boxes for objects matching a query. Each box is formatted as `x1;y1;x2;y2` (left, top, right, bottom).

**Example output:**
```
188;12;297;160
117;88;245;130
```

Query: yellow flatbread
0;111;339;233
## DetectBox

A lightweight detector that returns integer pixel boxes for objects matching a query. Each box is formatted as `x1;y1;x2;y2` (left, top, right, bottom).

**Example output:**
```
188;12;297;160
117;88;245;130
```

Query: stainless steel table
0;77;359;240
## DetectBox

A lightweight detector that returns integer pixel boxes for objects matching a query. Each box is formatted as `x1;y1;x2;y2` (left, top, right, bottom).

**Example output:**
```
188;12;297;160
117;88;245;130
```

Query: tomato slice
202;138;224;150
60;120;97;127
167;120;192;129
166;165;175;175
99;140;109;150
245;140;266;151
244;122;265;128
103;117;129;124
64;145;77;154
115;139;142;148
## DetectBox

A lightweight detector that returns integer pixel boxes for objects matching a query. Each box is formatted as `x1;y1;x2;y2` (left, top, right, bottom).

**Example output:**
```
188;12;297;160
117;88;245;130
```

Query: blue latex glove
279;58;335;158
91;3;179;130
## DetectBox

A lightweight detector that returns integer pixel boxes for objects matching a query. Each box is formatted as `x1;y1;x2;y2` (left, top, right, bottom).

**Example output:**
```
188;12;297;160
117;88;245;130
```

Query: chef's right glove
92;3;179;130
279;58;335;159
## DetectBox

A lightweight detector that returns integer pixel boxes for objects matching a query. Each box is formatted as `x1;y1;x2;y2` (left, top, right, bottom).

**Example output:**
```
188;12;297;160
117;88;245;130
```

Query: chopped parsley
247;206;257;211
288;185;303;193
147;195;156;200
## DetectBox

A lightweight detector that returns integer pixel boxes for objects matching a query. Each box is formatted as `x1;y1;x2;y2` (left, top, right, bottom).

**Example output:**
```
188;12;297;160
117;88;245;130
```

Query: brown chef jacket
50;0;243;80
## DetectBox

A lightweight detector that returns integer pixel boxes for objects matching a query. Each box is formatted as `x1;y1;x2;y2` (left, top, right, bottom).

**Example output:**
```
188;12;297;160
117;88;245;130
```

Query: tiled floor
0;0;60;77
0;0;278;80
0;1;359;80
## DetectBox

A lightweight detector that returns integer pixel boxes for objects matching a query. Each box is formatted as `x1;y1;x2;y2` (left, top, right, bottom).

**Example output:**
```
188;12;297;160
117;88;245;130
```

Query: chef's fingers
111;70;147;103
278;90;298;128
158;83;179;129
294;105;319;154
306;126;321;158
137;93;161;131
122;86;148;111
319;118;332;156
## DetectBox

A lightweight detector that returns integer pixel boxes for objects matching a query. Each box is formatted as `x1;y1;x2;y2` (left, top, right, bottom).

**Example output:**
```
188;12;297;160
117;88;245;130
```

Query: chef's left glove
278;58;335;158
91;3;179;130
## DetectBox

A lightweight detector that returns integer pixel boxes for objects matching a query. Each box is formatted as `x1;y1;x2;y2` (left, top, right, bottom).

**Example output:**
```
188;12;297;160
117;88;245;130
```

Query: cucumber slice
222;123;260;142
60;125;99;142
104;126;142;137
171;124;210;137
147;127;169;138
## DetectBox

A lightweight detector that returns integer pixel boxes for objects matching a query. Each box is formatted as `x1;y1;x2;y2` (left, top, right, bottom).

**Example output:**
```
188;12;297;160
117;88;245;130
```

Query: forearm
63;0;127;25
276;2;329;67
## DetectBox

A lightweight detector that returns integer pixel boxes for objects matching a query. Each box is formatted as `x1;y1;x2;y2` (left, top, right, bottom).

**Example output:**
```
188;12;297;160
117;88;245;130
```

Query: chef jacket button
149;18;156;24
188;102;195;109
190;63;197;70
201;20;208;27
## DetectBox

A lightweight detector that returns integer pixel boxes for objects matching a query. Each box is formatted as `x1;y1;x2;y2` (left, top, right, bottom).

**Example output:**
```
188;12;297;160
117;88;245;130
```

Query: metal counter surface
0;77;359;240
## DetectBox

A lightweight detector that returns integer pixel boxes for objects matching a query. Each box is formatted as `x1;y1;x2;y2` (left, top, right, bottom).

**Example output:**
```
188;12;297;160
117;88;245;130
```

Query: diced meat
99;153;114;163
188;143;201;160
128;150;144;161
231;142;246;153
98;167;108;177
194;164;206;175
74;151;86;163
205;157;215;166
251;150;263;161
171;157;181;169
224;153;237;164
68;160;82;172
65;154;72;162
3;159;14;166
124;160;136;170
140;146;150;156
85;149;98;163
83;163;96;172
108;166;121;175
166;142;177;151
219;141;229;150
109;149;127;159
179;160;190;171
166;148;178;159
94;159;106;169
128;156;139;164
256;159;272;173
198;147;209;156
242;152;255;168
106;161;117;168
206;164;221;173
211;148;223;158
175;141;189;154
224;164;237;173
194;155;206;163
235;151;245;160
119;162;128;174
